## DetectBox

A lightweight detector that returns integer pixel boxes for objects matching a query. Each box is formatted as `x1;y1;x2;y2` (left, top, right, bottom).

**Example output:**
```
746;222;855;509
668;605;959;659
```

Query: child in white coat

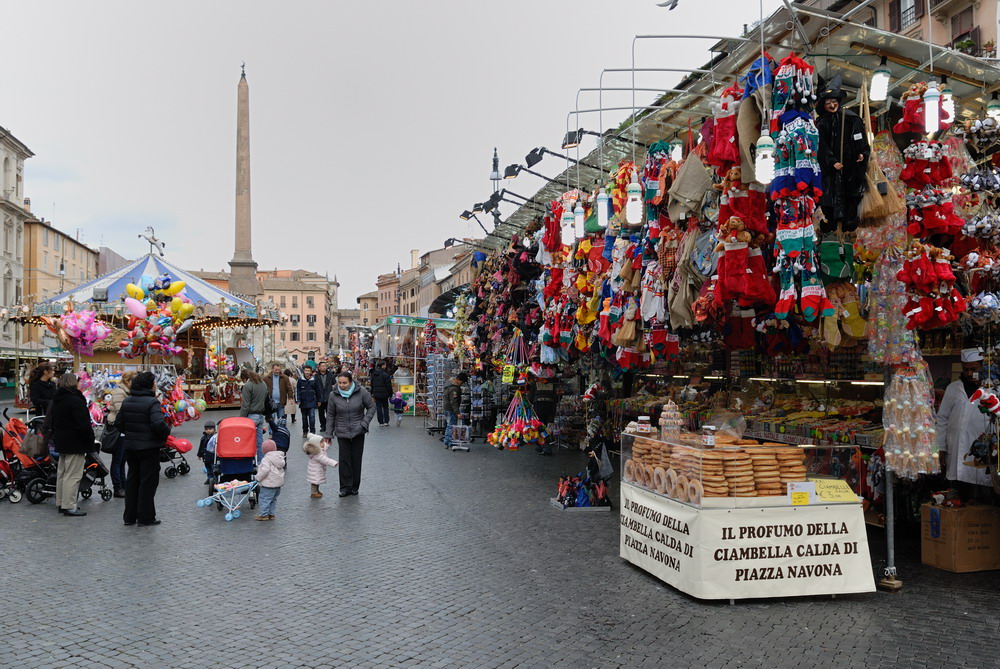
255;439;286;521
303;433;338;498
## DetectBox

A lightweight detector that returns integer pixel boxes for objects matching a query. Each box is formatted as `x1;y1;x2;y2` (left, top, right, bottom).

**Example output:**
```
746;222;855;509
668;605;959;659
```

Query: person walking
282;368;298;423
442;372;468;449
314;361;334;433
369;361;393;427
28;363;56;415
239;368;268;460
115;371;170;526
303;433;339;498
105;370;136;498
323;371;375;497
49;373;95;517
264;363;292;421
296;365;319;438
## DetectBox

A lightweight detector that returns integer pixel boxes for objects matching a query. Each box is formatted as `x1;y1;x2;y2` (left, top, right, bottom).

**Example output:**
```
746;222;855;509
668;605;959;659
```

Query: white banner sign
620;483;875;600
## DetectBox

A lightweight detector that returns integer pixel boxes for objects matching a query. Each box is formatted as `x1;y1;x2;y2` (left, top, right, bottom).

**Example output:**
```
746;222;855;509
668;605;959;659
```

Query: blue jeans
444;411;457;446
300;407;316;435
249;413;266;460
257;485;281;516
110;435;127;490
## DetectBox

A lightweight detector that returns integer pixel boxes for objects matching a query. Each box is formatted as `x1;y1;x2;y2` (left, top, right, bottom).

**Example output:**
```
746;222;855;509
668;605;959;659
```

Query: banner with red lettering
620;483;875;600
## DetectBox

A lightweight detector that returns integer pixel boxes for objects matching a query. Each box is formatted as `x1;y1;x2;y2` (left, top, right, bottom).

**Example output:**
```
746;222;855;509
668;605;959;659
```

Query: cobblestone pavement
3;410;1000;668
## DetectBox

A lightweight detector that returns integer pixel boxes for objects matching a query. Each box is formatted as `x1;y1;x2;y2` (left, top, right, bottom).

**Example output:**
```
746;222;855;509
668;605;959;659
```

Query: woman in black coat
28;363;56;415
323;371;376;497
49;373;95;517
115;371;170;526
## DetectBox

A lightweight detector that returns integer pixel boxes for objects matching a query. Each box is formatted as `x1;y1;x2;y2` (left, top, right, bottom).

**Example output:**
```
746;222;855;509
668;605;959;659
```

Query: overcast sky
2;0;781;306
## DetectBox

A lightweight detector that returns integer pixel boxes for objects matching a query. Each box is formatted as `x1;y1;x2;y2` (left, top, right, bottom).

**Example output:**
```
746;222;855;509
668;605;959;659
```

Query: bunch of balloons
40;308;113;358
58;309;113;357
161;376;208;427
119;273;197;359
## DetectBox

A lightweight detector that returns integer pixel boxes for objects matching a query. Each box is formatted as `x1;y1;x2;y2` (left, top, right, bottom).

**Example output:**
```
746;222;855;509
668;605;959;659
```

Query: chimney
410;249;419;269
23;197;30;213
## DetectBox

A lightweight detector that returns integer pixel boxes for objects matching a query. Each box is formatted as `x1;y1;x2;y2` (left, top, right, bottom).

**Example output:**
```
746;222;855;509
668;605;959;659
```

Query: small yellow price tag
791;491;810;506
501;365;515;384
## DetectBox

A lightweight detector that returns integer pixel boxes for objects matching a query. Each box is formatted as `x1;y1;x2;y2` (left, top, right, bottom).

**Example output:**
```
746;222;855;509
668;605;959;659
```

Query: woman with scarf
322;371;375;497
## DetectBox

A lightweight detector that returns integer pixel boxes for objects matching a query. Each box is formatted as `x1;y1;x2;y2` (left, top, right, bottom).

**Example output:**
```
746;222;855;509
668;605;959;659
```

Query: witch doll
815;74;870;233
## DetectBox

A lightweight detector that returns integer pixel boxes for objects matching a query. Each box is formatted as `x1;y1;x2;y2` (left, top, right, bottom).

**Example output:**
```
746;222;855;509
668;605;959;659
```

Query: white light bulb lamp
754;134;775;185
870;56;890;102
596;188;610;229
924;79;941;134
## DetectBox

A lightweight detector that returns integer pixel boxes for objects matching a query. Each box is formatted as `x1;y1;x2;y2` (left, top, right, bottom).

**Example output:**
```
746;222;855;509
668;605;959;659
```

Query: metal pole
878;467;902;590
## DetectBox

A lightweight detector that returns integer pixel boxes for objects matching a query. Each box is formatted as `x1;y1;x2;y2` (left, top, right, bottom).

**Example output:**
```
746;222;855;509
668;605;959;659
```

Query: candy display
882;362;938;479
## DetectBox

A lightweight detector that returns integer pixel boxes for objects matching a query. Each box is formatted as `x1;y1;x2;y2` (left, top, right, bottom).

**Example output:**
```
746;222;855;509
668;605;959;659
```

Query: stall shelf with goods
370;315;460;417
619;424;875;600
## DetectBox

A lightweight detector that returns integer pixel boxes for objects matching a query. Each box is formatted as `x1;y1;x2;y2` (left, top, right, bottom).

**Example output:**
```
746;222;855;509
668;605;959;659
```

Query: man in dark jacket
296;366;319;437
49;373;95;516
115;371;170;526
369;361;394;427
816;74;870;233
442;372;468;449
313;361;335;432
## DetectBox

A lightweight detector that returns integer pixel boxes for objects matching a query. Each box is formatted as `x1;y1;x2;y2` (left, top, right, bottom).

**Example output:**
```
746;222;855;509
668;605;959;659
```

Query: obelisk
228;64;259;298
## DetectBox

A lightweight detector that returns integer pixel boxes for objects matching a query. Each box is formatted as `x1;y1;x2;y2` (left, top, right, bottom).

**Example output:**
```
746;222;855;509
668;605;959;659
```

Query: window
268;294;274;302
3;224;10;256
280;295;286;307
307;332;316;342
307;314;316;326
72;245;76;260
43;229;48;246
306;296;314;308
43;252;47;271
952;7;976;44
411;288;415;297
54;235;60;251
290;314;300;325
280;331;286;342
292;296;298;308
290;332;300;342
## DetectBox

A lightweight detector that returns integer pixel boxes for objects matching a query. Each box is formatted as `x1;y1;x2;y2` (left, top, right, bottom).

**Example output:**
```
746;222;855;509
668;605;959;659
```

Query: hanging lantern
625;173;643;225
669;138;684;161
561;204;576;246
988;92;1000;119
924;80;940;134
870;56;890;102
754;134;775;185
940;76;954;123
596;187;610;229
573;200;585;238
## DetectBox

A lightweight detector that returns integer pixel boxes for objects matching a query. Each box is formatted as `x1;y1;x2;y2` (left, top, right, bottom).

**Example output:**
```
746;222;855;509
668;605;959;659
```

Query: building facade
22;219;99;344
0;126;29;349
803;0;996;55
357;290;379;326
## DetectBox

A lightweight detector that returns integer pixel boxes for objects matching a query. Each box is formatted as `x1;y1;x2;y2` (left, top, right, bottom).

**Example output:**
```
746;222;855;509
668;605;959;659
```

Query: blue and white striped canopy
45;255;253;307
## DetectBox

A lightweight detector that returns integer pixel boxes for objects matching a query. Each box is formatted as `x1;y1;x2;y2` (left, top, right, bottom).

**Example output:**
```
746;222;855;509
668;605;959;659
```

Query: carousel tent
31;254;270;321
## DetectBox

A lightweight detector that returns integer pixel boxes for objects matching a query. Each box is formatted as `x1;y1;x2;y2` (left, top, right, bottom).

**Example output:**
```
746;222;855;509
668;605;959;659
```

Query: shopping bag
100;425;121;454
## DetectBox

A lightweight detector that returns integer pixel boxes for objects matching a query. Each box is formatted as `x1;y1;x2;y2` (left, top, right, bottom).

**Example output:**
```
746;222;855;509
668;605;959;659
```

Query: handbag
284;399;297;415
100;424;121;454
20;432;46;458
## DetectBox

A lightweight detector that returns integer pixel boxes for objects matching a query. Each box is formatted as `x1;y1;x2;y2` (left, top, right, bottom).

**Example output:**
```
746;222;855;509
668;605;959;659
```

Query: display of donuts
622;433;810;504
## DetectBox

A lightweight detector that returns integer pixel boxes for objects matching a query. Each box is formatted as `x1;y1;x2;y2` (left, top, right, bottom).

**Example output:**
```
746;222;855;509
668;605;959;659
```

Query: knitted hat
395;391;402;399
262;439;276;454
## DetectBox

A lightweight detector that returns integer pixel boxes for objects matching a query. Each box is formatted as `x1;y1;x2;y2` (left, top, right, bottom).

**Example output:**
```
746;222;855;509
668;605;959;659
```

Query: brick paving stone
3;409;1000;667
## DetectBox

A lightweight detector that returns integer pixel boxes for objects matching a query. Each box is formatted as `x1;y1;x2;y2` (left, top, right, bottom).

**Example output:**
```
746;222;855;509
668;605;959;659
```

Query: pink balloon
124;298;147;319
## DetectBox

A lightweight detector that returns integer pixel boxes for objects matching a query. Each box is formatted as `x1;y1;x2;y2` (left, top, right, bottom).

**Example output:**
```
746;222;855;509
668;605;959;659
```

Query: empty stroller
198;416;258;521
160;435;193;478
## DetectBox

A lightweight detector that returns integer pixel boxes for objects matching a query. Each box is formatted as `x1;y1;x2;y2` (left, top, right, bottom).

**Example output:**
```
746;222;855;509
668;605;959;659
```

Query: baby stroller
198;416;258;521
24;451;112;504
161;435;193;479
0;459;21;503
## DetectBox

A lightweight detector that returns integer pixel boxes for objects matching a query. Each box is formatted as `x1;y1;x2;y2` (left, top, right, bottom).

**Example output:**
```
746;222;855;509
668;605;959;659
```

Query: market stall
370;315;461;416
452;1;1000;589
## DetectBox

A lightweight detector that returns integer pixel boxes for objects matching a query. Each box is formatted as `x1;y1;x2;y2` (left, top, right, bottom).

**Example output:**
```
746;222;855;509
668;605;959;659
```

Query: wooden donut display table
620;432;875;601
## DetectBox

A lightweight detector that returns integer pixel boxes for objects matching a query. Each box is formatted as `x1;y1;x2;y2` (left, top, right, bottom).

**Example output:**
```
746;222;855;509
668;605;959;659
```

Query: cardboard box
921;503;1000;573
